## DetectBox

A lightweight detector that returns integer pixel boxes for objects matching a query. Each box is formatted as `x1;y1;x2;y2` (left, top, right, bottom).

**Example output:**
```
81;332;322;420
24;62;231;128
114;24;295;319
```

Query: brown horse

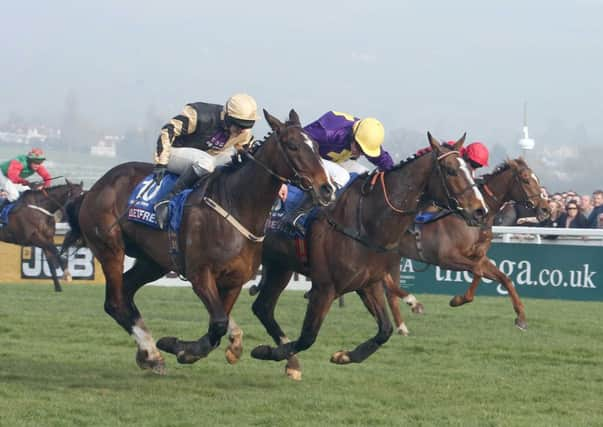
250;133;488;380
63;109;334;374
384;158;549;332
0;181;84;292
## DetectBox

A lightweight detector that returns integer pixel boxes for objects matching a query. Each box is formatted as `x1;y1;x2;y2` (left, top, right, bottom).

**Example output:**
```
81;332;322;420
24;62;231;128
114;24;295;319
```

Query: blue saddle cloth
414;212;438;224
0;201;17;226
267;172;360;239
127;173;191;231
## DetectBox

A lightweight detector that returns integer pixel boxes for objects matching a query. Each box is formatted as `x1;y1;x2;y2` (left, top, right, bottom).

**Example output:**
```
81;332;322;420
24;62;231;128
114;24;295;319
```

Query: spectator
587;190;603;228
558;201;588;229
580;194;593;218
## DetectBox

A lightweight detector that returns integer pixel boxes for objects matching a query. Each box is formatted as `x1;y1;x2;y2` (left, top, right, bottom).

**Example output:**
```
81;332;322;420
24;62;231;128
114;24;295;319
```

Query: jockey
283;111;394;234
0;148;51;202
152;93;259;229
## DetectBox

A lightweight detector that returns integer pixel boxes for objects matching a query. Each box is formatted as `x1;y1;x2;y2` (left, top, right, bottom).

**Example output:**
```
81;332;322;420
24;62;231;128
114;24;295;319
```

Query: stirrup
291;213;307;236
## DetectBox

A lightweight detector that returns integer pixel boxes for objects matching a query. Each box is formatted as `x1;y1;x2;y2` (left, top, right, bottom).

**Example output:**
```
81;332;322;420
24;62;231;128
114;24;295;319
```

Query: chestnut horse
385;158;549;332
0;181;84;292
63;109;334;374
250;134;488;380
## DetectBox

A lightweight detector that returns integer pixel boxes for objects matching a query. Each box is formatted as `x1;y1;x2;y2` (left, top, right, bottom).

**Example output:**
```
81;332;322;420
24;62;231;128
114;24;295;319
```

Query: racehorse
63;109;334;374
0;180;84;292
384;158;549;332
250;133;488;380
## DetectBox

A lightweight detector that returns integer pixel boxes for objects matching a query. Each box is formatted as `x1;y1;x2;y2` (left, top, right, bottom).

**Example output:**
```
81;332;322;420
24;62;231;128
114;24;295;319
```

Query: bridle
511;167;542;209
244;125;314;191
432;150;481;215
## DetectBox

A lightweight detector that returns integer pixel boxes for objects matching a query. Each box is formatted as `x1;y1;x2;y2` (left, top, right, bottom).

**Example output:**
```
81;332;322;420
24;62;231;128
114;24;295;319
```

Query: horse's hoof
156;336;179;354
251;345;273;360
176;352;201;365
63;271;73;283
449;296;464;307
285;367;302;381
136;350;167;375
515;318;528;331
225;347;242;365
412;303;425;314
330;350;351;364
397;324;410;336
248;285;259;296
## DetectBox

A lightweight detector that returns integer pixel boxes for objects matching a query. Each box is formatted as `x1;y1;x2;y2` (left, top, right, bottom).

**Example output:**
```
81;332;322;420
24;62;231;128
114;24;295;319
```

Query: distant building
90;135;122;158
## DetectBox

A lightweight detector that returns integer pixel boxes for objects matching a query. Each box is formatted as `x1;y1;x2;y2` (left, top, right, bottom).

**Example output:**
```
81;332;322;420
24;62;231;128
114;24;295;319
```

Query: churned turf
1;283;602;427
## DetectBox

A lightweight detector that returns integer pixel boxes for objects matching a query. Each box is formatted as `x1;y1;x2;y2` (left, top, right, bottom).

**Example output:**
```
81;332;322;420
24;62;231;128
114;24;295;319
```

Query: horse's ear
65;178;72;185
288;109;301;126
427;131;442;154
452;132;467;151
264;109;283;131
79;180;84;187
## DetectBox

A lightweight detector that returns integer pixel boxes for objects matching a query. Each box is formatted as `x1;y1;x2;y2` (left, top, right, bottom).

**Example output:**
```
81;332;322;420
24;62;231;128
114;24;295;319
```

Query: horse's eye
446;167;457;176
283;140;299;151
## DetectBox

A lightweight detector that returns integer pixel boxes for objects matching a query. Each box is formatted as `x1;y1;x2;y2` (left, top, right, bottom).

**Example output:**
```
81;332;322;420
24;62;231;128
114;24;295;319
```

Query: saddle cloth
0;201;17;227
127;173;191;231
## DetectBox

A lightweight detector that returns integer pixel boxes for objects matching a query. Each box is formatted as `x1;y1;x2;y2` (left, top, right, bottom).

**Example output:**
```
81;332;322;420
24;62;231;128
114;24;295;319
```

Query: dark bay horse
63;109;334;374
385;158;549;332
0;181;84;292
250;134;488;380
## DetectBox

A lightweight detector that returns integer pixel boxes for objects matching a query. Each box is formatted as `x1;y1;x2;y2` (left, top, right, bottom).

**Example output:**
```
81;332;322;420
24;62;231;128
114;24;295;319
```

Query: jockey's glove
153;164;167;185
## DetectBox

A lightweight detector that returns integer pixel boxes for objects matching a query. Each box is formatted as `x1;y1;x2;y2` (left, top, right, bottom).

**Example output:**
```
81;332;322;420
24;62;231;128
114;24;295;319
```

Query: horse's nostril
320;184;333;200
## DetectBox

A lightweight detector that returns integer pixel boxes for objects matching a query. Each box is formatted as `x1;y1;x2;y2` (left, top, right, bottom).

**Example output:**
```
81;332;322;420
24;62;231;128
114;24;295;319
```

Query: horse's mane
19;182;74;198
482;157;529;181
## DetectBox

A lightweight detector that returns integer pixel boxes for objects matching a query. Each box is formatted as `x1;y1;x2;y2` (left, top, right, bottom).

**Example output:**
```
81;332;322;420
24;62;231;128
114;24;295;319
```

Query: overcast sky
2;0;602;147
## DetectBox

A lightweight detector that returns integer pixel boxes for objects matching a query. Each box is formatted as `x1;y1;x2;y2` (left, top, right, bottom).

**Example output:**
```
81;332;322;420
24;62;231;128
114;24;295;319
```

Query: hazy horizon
2;0;603;191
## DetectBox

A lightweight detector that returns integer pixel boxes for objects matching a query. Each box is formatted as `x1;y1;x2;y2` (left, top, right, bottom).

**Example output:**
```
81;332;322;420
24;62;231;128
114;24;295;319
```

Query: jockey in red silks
0;148;52;202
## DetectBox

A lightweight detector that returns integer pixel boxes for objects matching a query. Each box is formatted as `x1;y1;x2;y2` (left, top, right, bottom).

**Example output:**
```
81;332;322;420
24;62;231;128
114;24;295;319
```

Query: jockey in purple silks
282;111;394;235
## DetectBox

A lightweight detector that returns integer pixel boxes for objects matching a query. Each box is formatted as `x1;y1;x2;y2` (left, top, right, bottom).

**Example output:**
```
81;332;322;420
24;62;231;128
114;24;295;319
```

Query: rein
244;128;314;191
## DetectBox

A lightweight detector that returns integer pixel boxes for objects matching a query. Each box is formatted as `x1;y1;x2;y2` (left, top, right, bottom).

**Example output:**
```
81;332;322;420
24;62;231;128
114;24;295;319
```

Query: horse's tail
60;193;86;256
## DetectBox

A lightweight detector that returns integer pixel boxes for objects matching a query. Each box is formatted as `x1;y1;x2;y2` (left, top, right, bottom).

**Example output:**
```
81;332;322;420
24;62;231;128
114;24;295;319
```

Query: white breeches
322;159;369;188
0;170;20;202
166;147;236;175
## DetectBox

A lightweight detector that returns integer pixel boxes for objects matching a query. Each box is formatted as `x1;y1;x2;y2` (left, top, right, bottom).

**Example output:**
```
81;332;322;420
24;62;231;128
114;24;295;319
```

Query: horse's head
425;132;488;225
263;109;335;206
506;158;549;221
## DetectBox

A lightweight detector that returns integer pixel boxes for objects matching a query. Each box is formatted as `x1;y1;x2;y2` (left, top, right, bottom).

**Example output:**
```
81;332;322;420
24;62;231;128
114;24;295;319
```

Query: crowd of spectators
496;188;603;229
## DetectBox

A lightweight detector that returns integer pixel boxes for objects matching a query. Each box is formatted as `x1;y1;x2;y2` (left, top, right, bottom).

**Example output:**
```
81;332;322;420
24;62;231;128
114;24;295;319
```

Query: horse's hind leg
250;263;303;379
104;256;167;374
331;281;393;364
41;245;63;292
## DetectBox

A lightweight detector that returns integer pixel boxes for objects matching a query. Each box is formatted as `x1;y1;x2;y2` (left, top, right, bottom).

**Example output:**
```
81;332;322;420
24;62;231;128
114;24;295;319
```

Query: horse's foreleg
251;263;302;379
158;267;227;364
480;258;527;330
252;284;335;366
449;274;480;307
332;282;393;364
218;286;244;365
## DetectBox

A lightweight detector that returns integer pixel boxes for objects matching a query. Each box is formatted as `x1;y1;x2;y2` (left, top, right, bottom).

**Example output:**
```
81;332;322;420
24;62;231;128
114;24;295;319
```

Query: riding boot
283;192;314;236
154;165;206;230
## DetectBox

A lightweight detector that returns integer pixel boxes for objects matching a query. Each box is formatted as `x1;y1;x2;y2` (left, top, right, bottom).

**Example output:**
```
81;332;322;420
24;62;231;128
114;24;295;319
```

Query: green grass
1;284;602;427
